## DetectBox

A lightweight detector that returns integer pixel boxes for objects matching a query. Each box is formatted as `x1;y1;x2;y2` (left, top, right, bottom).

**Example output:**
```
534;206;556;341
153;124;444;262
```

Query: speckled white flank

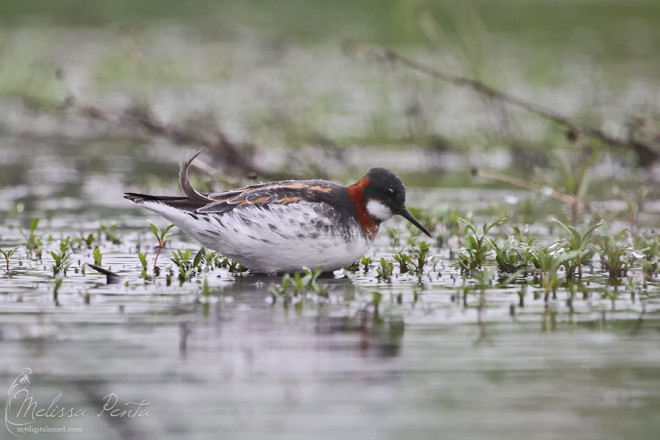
139;200;373;273
365;200;393;222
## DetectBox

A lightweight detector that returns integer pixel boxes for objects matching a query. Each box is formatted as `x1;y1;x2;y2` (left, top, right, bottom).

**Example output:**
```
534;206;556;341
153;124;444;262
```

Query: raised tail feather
124;148;210;212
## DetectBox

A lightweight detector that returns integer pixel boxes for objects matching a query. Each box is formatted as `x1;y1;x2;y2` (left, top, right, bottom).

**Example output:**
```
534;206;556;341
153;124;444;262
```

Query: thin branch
64;96;268;177
472;167;581;207
365;46;659;164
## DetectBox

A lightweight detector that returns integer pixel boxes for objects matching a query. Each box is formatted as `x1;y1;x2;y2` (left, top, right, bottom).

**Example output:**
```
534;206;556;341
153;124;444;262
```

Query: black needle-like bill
398;207;432;238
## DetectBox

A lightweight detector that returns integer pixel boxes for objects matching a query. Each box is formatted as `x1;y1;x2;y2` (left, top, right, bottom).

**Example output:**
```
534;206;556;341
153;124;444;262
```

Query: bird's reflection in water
314;311;404;358
178;274;404;359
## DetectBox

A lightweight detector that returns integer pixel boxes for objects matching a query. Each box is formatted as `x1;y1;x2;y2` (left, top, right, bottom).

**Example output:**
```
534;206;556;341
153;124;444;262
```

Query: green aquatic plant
149;222;175;269
529;244;574;302
99;223;122;245
19;217;43;260
51;239;73;277
343;260;361;273
0;247;18;273
491;238;532;273
269;267;327;299
361;255;373;271
218;256;247;274
170;248;205;283
376;257;394;283
269;274;291;297
410;241;431;275
137;251;154;281
76;232;96;249
633;233;659;282
598;227;634;280
138;251;149;271
553;219;600;281
456;217;506;274
93;246;102;266
201;250;219;270
393;250;412;274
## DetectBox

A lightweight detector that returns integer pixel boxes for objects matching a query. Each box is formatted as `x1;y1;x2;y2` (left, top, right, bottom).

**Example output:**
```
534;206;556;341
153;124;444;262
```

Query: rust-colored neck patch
347;176;379;240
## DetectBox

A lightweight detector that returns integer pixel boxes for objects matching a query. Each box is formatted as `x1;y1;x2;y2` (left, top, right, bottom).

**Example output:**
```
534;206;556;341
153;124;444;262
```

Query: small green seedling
0;247;18;273
77;232;96;249
171;249;195;284
19;218;43;260
598;227;634;280
93;246;102;266
150;222;175;269
393;250;411;274
361;256;373;271
51;239;73;277
99;223;122;245
269;267;326;298
218;256;247;274
138;251;149;271
410;241;431;275
529;244;576;302
376;257;394;283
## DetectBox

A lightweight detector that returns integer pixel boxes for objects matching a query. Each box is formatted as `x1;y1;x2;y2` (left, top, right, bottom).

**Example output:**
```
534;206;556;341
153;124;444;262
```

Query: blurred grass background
1;0;659;186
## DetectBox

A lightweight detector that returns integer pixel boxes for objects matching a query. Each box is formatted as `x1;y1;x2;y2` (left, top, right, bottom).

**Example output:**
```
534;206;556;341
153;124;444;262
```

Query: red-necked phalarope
124;151;430;273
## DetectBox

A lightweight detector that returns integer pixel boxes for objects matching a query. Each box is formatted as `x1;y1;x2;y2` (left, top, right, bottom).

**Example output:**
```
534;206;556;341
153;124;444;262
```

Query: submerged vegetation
7;192;657;327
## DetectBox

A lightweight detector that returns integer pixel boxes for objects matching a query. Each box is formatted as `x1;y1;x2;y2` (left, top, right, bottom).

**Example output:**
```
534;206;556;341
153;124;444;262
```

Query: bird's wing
197;181;339;213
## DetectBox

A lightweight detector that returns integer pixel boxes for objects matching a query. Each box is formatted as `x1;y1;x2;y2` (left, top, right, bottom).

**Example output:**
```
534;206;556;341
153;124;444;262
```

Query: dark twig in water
361;46;660;165
85;263;122;284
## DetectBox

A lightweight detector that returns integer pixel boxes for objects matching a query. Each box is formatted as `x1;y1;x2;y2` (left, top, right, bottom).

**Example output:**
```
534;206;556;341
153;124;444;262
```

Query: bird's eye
387;188;395;194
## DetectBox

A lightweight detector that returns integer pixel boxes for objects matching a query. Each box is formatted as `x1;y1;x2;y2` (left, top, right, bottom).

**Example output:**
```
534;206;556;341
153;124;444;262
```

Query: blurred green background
1;0;659;185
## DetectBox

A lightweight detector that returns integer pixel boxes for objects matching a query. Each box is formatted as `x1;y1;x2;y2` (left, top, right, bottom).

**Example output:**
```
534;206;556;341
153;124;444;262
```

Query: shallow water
1;142;659;440
2;2;660;437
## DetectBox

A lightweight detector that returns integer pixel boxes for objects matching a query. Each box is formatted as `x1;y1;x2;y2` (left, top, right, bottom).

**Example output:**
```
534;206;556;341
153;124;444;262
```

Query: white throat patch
366;200;394;221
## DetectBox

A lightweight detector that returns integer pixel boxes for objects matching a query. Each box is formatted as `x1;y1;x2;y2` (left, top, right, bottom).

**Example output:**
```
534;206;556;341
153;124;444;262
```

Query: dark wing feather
126;151;346;214
197;180;341;213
